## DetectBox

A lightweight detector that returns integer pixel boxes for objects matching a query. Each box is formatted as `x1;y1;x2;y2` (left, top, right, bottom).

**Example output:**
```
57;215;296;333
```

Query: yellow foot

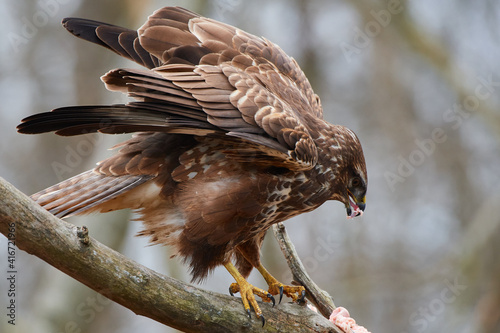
229;281;276;307
257;263;306;304
225;263;273;326
267;281;306;304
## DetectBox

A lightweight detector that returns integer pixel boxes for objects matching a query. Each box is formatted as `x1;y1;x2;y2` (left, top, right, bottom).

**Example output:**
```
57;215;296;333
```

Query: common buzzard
17;6;367;324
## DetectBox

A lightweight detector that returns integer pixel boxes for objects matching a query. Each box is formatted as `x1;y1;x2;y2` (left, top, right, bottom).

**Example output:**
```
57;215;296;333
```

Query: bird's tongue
347;196;363;220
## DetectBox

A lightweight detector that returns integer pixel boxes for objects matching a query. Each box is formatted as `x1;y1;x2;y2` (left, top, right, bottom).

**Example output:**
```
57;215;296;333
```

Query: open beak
346;192;366;219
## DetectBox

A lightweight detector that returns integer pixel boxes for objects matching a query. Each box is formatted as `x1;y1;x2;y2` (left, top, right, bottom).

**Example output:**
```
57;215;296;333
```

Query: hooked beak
346;191;366;219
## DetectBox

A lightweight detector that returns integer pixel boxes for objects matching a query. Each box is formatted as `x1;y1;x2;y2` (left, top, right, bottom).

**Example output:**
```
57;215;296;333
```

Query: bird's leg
224;262;274;325
234;239;306;305
256;263;306;304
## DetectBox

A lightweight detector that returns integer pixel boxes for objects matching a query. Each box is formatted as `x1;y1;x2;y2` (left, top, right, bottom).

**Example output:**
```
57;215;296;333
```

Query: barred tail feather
32;170;153;218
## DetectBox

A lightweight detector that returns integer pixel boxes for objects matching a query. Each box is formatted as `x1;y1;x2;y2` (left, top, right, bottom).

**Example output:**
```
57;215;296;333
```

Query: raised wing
18;6;324;170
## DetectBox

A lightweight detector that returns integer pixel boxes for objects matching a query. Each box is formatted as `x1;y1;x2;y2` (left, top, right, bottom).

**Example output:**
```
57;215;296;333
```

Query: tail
32;170;153;218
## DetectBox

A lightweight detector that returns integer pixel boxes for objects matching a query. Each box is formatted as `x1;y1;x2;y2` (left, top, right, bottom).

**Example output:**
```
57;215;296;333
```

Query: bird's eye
351;177;362;188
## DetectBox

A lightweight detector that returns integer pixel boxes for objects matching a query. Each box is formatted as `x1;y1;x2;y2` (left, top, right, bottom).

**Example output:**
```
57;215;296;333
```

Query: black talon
298;289;306;303
260;314;266;327
267;293;275;307
278;286;284;304
229;287;234;297
246;309;251;319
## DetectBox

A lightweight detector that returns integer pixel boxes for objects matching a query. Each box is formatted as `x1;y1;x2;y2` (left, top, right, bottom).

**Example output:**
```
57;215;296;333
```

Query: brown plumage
17;7;367;321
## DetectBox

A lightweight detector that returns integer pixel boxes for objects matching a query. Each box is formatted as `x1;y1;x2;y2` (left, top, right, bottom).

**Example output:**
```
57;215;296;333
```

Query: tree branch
272;223;337;319
0;177;337;332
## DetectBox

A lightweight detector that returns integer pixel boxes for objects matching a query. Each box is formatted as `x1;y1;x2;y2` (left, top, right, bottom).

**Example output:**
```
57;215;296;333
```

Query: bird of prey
17;6;367;324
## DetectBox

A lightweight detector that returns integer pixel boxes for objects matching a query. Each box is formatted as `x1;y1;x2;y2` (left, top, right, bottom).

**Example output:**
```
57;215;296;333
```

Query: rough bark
0;177;338;333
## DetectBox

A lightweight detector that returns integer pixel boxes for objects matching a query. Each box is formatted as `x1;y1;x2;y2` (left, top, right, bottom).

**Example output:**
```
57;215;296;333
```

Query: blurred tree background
1;0;499;332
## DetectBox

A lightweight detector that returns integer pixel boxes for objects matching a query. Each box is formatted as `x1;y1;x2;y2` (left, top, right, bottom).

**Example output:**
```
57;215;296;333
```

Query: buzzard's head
344;163;367;219
329;126;367;219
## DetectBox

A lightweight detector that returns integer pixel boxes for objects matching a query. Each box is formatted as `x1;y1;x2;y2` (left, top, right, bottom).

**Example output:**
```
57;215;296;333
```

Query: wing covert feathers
21;6;324;170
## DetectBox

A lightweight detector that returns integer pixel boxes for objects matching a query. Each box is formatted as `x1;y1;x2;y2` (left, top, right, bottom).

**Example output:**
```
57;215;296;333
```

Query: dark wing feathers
19;6;323;170
17;104;217;136
61;18;113;49
62;18;157;69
